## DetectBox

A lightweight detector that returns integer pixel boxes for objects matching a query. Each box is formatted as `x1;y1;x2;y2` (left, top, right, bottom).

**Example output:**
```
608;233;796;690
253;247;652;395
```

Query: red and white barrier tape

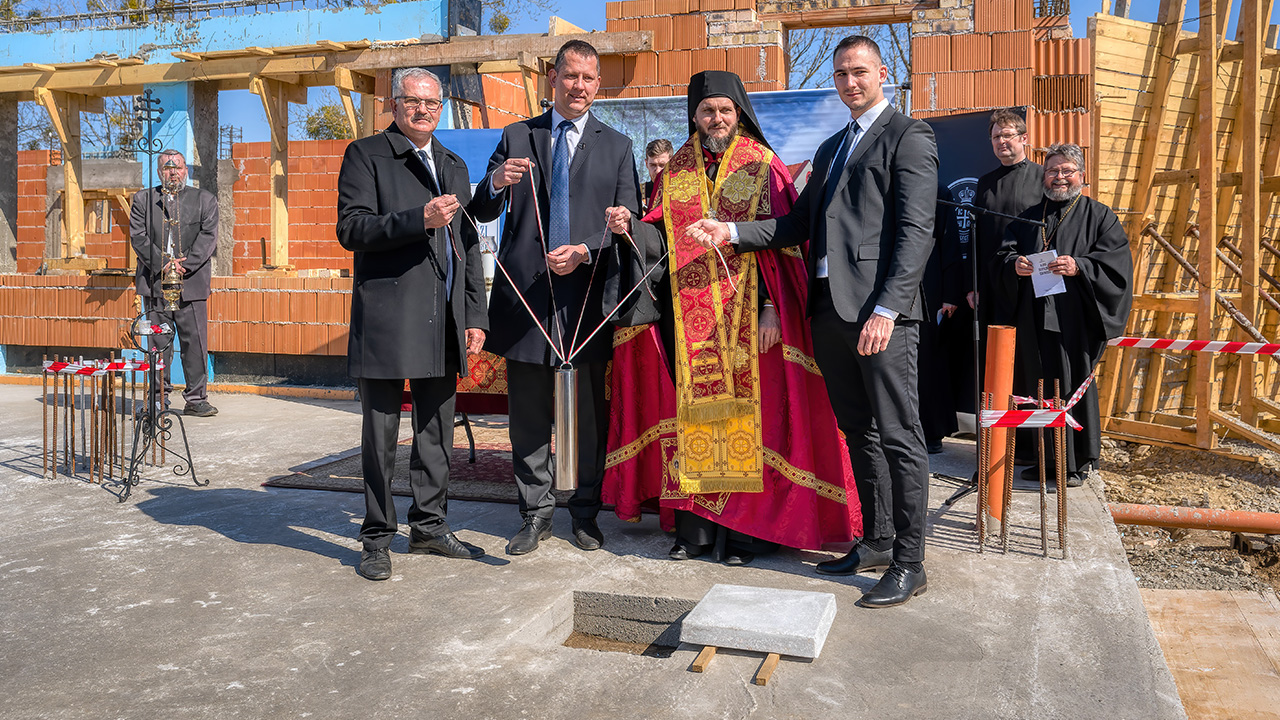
1109;337;1280;355
986;373;1095;430
43;360;153;376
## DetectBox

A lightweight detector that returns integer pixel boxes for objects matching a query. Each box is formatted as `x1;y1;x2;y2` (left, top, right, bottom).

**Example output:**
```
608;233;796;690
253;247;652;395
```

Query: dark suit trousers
506;359;608;521
145;297;208;406
357;334;460;550
810;281;931;564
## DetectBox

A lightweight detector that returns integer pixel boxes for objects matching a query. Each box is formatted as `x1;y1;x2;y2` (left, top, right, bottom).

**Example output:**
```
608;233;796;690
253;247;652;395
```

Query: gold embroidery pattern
782;344;822;376
763;448;848;504
613;324;649;348
605;418;676;469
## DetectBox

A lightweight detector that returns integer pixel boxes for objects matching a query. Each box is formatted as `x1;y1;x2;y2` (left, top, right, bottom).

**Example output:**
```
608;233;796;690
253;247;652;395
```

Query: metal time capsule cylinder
553;364;578;492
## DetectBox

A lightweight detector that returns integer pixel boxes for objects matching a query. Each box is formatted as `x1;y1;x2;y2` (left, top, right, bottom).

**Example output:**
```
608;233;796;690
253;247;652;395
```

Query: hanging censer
553;362;578;491
159;159;184;312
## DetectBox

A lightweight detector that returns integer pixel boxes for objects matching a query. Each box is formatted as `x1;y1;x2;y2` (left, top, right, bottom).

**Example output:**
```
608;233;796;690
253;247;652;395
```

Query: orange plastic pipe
1110;503;1280;534
984;325;1017;522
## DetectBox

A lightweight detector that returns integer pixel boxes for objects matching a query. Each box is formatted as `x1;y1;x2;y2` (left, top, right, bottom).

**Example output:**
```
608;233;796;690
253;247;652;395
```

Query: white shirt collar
551;108;589;133
851;97;891;134
415;137;435;157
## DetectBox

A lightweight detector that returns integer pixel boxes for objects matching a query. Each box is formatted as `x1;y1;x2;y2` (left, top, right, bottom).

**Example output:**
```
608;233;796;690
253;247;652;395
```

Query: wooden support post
334;67;366;140
36;87;85;257
1241;0;1264;423
518;51;541;118
361;93;378;138
1196;0;1221;449
251;76;293;269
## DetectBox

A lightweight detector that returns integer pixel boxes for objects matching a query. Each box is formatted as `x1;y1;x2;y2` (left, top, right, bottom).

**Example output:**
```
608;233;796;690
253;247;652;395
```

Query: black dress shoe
815;544;892;576
859;563;927;608
571;518;604;551
409;531;484;559
723;551;755;567
668;542;708;560
1065;470;1085;488
927;440;944;454
184;400;218;417
507;516;553;555
358;547;391;581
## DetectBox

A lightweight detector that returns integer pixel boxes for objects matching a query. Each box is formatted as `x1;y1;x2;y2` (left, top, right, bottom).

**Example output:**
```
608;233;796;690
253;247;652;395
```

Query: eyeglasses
991;131;1024;141
1045;167;1081;178
396;96;444;113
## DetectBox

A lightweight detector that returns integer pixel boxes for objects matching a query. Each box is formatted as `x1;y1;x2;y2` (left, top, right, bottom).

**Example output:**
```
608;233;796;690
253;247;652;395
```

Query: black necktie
813;122;860;266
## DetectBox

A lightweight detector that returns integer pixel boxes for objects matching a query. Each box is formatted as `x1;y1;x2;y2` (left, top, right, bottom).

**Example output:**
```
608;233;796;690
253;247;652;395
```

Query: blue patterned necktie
549;119;574;251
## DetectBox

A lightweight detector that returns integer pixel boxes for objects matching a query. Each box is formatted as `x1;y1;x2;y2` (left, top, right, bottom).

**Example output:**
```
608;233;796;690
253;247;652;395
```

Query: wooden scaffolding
1092;0;1280;455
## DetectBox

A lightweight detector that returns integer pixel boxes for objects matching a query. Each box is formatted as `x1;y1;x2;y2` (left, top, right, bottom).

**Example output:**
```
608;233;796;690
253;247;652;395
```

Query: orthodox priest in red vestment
602;71;861;565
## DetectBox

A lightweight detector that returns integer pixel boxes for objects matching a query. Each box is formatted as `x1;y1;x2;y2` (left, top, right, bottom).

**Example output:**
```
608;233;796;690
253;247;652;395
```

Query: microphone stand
935;198;1045;508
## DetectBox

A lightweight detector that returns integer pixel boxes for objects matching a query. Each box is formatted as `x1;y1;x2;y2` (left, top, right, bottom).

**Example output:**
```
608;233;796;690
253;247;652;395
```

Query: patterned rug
264;415;572;506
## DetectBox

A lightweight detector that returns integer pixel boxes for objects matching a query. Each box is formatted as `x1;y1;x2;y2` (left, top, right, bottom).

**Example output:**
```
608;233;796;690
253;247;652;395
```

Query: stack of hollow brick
910;0;1090;166
16;150;57;274
602;0;785;98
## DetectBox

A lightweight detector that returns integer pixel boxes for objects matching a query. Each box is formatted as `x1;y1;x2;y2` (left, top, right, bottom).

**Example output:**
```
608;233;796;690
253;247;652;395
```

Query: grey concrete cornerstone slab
681;583;837;658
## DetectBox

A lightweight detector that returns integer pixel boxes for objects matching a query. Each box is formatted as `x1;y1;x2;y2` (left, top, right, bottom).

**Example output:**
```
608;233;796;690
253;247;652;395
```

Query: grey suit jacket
336;124;489;380
737;105;938;323
129;185;218;301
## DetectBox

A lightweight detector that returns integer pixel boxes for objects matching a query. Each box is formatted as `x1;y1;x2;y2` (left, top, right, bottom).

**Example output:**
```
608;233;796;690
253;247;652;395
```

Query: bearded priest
602;71;861;566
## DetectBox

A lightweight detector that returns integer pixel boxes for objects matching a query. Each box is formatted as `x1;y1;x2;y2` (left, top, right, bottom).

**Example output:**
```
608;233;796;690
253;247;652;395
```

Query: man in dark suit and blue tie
687;35;938;607
469;40;647;556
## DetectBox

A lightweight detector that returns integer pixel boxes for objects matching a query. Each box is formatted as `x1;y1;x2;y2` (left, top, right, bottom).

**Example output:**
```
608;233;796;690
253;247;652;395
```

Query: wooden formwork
1090;0;1280;453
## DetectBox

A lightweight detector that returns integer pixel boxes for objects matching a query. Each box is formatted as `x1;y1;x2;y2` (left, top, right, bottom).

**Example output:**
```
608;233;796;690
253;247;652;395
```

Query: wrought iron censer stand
116;89;202;502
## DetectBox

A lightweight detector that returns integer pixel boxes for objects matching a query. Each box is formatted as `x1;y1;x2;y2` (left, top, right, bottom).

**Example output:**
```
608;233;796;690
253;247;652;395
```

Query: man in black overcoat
129;149;219;417
468;40;647;555
687;35;938;607
336;67;489;581
993;143;1132;489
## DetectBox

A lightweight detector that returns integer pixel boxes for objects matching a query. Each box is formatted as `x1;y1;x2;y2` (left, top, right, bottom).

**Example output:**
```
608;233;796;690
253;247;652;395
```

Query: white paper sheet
1028;250;1067;298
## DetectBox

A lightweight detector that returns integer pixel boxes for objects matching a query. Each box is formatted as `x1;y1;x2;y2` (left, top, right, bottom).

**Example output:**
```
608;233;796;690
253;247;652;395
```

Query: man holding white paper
993;143;1133;488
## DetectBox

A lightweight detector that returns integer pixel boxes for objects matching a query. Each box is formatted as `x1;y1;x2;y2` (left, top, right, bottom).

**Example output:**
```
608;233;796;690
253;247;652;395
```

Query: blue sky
221;1;1186;144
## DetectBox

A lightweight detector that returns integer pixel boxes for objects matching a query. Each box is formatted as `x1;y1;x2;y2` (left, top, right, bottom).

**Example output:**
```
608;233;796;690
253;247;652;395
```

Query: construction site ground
7;380;1273;719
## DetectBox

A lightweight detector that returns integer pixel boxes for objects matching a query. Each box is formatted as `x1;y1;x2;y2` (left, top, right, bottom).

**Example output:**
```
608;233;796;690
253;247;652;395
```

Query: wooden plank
1141;589;1280;720
691;645;716;673
361;94;377;139
1105;416;1197;443
1242;0;1265;423
250;77;290;268
1197;0;1221;450
338;88;359;141
1210;409;1280;452
1132;293;1201;312
753;653;781;686
340;31;652;72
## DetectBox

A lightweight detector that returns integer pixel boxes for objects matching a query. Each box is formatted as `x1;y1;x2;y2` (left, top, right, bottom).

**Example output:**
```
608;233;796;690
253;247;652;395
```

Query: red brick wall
16;150;55;273
230;139;351;276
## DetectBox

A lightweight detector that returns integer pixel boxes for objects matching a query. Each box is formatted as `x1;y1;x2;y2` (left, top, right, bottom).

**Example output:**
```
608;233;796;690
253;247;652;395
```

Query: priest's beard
1044;183;1083;202
162;177;183;194
700;125;739;155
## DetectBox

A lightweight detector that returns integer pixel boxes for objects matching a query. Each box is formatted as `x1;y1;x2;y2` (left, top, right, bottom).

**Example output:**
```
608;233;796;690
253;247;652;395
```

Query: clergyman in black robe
993;143;1133;486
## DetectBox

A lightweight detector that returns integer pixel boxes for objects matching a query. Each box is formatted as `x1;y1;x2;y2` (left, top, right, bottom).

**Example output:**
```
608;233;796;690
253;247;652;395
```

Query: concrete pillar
0;95;16;274
138;82;195;186
215;159;236;277
191;81;219;196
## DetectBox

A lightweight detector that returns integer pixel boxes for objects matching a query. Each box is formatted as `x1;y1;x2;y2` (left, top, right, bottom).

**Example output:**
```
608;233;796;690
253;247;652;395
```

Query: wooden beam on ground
753;653;781;686
691;646;716;673
1195;0;1222;449
250;77;290;268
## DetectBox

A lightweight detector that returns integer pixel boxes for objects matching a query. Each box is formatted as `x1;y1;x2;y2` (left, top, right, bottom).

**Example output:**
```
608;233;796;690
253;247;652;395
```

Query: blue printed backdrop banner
592;86;897;170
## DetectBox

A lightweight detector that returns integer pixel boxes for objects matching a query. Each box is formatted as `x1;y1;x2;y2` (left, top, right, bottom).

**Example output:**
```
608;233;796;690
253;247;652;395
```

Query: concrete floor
0;383;1185;719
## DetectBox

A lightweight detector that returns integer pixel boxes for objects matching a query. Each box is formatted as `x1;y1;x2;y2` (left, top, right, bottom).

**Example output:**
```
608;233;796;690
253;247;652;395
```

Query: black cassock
967;158;1044;326
992;194;1133;476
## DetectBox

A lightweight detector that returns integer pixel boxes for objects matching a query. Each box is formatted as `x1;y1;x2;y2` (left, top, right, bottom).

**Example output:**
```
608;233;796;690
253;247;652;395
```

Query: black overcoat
336;124;488;380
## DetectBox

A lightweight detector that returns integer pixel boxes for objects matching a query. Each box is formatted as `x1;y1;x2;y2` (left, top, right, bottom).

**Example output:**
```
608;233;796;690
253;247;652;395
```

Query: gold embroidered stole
662;133;772;494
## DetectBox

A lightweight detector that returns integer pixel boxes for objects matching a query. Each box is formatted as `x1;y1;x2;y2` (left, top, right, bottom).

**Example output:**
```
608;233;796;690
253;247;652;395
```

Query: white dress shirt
416;137;453;301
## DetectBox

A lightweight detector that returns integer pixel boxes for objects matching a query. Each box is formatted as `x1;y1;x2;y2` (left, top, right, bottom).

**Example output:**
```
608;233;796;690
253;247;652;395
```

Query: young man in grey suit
129;149;219;417
688;35;938;607
468;40;646;556
337;67;489;581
